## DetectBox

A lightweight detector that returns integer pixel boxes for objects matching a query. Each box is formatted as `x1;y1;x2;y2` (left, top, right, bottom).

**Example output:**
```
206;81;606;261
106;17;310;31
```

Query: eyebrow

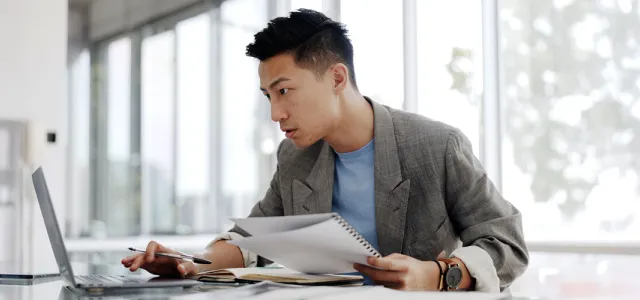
260;77;291;92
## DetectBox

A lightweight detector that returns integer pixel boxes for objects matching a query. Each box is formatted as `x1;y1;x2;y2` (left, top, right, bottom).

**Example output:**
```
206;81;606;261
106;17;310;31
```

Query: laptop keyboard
75;275;145;285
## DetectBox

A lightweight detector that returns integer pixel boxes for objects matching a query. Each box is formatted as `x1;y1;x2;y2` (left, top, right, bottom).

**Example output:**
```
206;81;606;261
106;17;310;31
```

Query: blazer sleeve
444;128;529;291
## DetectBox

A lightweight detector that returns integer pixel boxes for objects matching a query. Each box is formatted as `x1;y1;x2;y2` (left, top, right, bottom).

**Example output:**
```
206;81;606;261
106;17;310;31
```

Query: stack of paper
193;267;362;285
227;213;380;274
194;281;510;300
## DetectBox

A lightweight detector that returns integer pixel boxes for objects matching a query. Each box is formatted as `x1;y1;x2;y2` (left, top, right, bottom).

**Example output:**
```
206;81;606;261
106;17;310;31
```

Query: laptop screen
32;167;76;286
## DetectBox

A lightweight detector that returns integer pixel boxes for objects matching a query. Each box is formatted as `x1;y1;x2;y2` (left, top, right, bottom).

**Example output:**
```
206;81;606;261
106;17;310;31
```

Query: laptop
0;261;60;285
32;167;200;292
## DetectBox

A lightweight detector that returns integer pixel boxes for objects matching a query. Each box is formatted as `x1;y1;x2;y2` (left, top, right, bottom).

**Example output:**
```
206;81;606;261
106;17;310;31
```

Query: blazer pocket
406;217;451;259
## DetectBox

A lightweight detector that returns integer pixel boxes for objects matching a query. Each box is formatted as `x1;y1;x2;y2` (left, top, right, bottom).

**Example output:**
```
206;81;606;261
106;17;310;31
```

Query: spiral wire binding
331;213;381;257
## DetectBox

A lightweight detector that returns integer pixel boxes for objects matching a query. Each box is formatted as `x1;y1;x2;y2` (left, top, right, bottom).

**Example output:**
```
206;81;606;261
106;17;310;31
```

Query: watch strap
439;258;458;268
432;260;445;291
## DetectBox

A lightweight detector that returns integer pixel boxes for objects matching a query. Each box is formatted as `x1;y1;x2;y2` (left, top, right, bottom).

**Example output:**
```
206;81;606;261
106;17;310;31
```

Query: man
122;9;528;292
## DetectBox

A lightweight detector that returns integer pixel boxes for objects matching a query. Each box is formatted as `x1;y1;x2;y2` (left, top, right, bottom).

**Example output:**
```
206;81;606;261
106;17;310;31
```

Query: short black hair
246;9;357;89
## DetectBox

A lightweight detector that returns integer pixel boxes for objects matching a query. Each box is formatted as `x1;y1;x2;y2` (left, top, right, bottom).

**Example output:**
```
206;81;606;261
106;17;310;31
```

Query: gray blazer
229;99;529;289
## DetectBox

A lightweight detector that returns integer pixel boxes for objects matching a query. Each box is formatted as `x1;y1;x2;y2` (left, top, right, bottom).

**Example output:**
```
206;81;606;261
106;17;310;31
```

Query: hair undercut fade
246;9;358;89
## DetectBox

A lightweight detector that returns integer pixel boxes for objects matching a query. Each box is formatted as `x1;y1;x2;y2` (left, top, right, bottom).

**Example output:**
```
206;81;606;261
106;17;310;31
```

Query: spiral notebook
193;266;363;285
228;213;381;274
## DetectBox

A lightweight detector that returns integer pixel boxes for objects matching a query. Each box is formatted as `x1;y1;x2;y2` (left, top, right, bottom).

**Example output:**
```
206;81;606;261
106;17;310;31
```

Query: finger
145;241;172;263
122;254;141;264
367;256;409;271
386;253;417;263
129;254;147;272
144;241;159;263
354;264;405;283
177;262;197;277
437;250;447;259
368;278;400;288
378;281;403;290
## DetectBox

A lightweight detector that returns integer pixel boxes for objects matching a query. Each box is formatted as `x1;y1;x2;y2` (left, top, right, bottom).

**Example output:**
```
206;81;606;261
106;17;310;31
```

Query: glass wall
219;0;267;230
340;0;404;109
103;37;136;237
499;0;640;242
66;1;639;297
416;0;483;157
68;49;91;238
69;2;273;238
141;30;176;235
68;0;640;239
290;0;323;12
176;14;211;234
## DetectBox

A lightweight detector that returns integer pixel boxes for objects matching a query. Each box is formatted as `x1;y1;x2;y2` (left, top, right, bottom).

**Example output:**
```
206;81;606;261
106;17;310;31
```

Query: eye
264;93;271;100
279;88;289;95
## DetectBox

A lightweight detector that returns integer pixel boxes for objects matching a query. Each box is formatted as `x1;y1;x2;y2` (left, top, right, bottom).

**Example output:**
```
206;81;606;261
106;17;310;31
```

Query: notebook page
230;213;335;236
233;268;358;280
197;267;287;278
229;218;377;274
198;267;359;281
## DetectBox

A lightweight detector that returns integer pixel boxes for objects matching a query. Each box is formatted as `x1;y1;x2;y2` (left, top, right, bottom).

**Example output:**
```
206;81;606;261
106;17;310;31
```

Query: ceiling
69;0;95;7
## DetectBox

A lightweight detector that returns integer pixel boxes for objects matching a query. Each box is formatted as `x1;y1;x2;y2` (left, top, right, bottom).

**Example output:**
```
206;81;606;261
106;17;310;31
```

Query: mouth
282;129;297;138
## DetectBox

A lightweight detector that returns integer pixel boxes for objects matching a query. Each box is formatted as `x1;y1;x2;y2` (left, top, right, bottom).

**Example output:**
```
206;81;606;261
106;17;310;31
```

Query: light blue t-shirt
331;138;378;284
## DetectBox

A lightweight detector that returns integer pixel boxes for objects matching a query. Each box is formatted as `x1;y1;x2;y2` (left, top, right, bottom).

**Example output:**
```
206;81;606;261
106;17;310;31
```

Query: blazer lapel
371;100;411;256
292;142;335;215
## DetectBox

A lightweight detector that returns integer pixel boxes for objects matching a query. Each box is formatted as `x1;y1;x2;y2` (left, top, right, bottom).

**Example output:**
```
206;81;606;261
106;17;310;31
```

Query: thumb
437;250;447;259
177;261;197;277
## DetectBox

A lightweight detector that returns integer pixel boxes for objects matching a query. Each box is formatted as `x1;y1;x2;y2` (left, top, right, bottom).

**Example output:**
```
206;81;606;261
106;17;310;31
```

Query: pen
128;247;212;264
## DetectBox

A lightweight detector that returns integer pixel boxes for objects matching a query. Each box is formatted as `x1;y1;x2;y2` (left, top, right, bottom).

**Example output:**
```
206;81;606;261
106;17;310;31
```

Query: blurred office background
1;0;639;298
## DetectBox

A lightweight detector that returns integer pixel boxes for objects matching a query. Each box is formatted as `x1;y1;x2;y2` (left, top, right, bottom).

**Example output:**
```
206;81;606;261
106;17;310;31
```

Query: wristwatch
440;258;463;290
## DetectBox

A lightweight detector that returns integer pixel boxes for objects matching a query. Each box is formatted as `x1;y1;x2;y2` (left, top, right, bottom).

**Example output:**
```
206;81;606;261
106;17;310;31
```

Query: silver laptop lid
32;167;77;286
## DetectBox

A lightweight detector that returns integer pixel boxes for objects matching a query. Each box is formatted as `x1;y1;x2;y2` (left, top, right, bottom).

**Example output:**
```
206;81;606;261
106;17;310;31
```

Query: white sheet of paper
230;213;334;236
199;267;358;281
199;281;304;300
229;218;377;274
307;289;509;300
217;284;509;300
239;285;377;300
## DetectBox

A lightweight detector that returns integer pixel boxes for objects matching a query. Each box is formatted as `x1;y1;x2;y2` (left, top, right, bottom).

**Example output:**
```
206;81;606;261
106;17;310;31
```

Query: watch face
445;267;463;288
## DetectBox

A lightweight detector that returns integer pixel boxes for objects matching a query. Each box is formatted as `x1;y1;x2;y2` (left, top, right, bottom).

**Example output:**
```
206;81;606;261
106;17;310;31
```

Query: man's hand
353;253;446;291
121;241;198;278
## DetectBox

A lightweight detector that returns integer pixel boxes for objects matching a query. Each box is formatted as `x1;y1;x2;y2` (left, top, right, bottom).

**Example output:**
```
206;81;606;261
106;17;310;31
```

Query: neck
324;89;374;153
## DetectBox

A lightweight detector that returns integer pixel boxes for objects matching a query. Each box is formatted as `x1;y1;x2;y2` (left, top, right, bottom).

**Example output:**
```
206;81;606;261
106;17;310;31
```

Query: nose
270;101;288;122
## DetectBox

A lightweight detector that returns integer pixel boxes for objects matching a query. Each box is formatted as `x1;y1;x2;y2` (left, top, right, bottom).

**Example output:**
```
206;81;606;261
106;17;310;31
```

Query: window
513;252;640;298
219;0;269;230
290;0;323;12
221;0;267;29
107;39;131;168
68;49;91;238
99;37;137;237
69;2;640;298
499;0;640;241
340;0;404;109
416;0;483;157
141;30;176;235
176;14;211;234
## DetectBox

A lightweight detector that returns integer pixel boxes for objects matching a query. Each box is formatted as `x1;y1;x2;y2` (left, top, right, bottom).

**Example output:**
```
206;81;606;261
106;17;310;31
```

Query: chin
290;135;319;149
291;139;312;149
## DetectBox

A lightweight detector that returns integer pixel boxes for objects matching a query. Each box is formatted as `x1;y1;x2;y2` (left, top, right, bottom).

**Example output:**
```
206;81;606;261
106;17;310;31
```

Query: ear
331;63;349;94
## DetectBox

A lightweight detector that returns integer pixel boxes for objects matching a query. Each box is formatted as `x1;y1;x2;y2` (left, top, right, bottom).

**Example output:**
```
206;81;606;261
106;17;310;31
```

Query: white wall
0;0;68;271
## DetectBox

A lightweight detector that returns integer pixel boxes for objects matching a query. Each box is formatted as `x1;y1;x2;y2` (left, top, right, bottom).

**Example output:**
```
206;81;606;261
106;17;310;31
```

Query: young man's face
259;53;340;148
